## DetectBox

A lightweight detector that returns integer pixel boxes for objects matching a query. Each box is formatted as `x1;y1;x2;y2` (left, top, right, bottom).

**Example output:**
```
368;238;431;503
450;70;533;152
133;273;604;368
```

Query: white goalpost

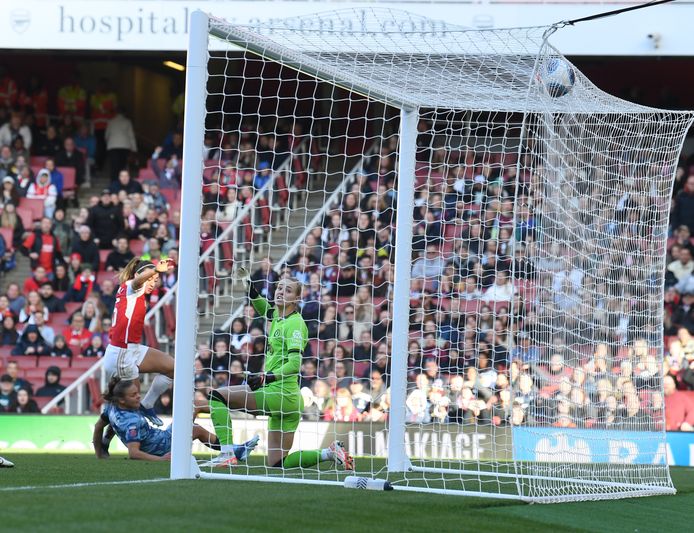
171;8;694;502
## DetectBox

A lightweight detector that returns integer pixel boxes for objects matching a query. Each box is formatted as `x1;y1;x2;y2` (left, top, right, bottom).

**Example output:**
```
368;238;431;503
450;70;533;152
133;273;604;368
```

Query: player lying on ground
102;258;176;427
208;271;353;470
93;377;259;461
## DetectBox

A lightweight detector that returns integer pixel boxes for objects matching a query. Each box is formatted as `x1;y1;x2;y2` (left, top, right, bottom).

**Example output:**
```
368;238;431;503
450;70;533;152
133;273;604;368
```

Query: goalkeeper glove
246;372;276;391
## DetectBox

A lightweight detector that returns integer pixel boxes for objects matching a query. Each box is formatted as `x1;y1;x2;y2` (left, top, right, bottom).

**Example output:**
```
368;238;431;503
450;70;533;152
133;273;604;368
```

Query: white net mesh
176;8;694;502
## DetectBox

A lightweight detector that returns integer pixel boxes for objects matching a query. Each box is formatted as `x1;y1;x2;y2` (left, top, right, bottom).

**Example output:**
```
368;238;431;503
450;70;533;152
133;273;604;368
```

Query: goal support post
170;9;208;480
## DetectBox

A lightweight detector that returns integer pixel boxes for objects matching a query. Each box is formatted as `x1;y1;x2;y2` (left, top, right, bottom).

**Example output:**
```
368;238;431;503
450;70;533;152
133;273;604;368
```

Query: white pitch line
1;477;170;492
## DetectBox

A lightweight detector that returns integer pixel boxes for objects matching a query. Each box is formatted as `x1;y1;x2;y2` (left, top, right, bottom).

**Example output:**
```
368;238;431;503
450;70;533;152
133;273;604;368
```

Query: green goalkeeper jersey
250;295;308;392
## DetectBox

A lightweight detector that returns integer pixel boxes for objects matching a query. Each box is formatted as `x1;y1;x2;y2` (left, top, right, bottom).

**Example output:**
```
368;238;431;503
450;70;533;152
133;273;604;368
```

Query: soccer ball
537;58;576;98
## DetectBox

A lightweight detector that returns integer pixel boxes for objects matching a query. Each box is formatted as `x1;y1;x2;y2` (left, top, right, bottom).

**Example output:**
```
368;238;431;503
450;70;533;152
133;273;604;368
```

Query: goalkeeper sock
141;375;173;409
209;398;233;452
281;450;323;469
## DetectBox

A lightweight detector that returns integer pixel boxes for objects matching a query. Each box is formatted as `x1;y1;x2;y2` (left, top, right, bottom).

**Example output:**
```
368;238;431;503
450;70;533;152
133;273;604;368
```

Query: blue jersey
104;404;171;457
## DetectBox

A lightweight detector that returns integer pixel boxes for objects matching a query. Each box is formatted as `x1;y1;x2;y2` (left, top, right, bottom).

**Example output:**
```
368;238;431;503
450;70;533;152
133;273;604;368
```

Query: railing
41;358;107;415
219;150;371;331
43;145;304;414
145;143;305;343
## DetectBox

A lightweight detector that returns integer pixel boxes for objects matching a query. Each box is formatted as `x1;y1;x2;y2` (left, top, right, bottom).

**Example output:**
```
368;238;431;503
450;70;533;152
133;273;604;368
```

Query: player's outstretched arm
131;259;175;291
126;441;170;461
92;416;109;459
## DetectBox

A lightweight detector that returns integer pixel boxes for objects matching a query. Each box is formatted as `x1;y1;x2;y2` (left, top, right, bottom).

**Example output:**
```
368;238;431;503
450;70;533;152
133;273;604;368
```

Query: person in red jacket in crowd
23;265;50;294
21;217;63;274
62;312;92;354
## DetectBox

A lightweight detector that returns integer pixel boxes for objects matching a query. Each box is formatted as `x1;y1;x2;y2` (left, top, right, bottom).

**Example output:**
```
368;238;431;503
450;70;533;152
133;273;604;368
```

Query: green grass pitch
1;454;693;532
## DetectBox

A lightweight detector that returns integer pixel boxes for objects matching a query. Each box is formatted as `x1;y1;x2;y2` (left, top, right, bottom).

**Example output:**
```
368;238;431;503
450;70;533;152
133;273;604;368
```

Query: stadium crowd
0;62;692;438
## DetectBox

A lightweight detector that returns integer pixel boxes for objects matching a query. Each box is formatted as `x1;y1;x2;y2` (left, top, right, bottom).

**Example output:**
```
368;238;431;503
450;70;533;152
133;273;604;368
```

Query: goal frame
170;9;685;502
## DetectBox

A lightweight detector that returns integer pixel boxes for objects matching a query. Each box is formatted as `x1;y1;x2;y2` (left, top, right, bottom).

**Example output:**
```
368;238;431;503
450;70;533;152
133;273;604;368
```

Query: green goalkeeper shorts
253;385;303;432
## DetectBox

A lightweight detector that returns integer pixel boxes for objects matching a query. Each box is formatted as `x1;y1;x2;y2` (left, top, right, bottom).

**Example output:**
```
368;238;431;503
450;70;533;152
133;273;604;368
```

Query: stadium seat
71;357;97;370
96;270;116;286
64;302;82;315
37;357;70;370
98;249;110;270
19;197;45;220
49;312;70;327
30;156;48;167
16;206;34;230
59;167;77;198
88;377;104;412
34;396;63;413
137;167;157;182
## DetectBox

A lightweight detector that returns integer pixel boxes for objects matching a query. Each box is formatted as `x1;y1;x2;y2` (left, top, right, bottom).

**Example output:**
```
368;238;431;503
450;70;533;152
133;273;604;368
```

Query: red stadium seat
59;167;77;197
98;249;110;270
49;312;70;327
71;357;97;370
161;189;180;204
137;168;157;182
143;323;159;351
16;206;34;231
30;156;48;167
37;357;71;370
88;377;104;412
64;302;82;315
19;197;45;220
96;270;117;286
34;396;63;413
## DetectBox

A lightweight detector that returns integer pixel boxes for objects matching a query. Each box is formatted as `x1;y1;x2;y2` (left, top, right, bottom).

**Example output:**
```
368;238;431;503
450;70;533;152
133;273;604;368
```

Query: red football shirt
109;281;147;348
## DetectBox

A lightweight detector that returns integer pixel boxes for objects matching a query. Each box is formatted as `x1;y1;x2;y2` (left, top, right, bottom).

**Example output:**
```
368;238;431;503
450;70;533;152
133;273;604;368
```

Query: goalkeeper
208;271;353;470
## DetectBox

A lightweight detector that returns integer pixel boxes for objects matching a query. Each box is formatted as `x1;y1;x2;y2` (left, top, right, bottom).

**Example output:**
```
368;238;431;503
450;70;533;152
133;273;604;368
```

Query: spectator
33;310;55;347
25;169;58;218
5;361;32;394
672;175;694;233
12;324;50;356
49;335;73;358
109;169;143;196
9;388;40;413
71;226;99;272
6;283;25;316
105;236;134;272
22;217;63;274
87;189;121;249
52;208;72;254
144;181;169;213
23;265;50;294
0;202;24;249
18;291;49;324
62;313;91;354
0;374;16;412
98;279;117;315
51;263;70;292
668;247;694;282
411;243;446;280
38;282;65;314
34;125;62;157
66;265;98;303
35;366;66;398
57;76;87;122
0;112;31;150
74;123;96;165
55;137;86;186
82;334;105;358
482;270;515;302
0;315;18;346
323;387;360;422
229;318;251;351
150;146;181;189
105;108;137;181
406;388;431;423
1;175;20;205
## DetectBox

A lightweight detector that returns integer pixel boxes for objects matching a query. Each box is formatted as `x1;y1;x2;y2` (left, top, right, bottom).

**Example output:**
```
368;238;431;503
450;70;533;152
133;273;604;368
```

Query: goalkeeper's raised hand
246;372;276;391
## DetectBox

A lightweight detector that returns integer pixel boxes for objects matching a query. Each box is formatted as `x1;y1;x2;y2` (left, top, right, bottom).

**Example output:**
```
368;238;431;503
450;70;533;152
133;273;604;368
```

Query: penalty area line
0;477;170;492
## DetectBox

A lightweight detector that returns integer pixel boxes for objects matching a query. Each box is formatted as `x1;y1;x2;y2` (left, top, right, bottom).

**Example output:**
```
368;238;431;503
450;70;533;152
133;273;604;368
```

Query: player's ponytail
103;377;137;403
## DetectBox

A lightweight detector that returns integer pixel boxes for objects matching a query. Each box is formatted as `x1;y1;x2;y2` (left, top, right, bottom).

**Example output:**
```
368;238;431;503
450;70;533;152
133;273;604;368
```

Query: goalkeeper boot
233;435;260;462
0;456;14;468
200;453;238;468
139;405;164;427
327;441;354;471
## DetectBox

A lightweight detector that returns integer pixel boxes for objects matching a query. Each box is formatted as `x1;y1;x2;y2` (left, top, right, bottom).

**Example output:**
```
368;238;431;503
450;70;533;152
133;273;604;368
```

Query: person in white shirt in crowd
105;107;137;182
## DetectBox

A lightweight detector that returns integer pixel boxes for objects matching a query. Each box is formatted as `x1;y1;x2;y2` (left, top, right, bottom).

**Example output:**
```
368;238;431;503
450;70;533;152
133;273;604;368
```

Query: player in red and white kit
103;257;175;426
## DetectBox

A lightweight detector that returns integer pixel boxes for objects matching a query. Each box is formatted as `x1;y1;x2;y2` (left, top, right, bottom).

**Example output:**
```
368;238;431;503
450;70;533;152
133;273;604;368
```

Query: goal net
171;8;694;503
